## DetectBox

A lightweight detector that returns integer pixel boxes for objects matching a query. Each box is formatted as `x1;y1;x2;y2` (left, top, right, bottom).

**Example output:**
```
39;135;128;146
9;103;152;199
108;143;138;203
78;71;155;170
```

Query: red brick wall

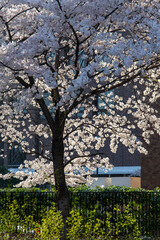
141;133;160;189
141;97;160;190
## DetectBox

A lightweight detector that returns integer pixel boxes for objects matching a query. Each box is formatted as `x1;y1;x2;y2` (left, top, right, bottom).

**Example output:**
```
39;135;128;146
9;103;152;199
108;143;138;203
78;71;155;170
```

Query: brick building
141;99;160;190
0;83;141;170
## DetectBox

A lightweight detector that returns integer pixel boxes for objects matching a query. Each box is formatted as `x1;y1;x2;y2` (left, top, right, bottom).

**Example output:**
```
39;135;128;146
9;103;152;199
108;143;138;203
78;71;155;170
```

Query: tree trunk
52;117;70;239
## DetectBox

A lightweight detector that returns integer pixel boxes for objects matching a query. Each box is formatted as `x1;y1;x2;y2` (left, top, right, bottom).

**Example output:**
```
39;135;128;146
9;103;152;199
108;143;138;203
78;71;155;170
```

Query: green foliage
112;202;141;239
0;187;43;192
0;188;159;238
0;199;142;240
0;190;56;224
35;205;64;240
1;185;160;193
69;185;160;193
67;202;141;240
0;198;37;239
67;207;109;240
66;209;84;239
0;166;9;174
0;166;20;188
0;199;20;234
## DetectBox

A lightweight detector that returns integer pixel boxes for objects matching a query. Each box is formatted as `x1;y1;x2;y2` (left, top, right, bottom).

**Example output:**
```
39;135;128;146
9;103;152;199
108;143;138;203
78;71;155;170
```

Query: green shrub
0;187;159;239
0;199;141;240
35;205;64;240
69;185;160;193
0;198;37;239
66;202;141;240
112;202;141;239
67;208;112;240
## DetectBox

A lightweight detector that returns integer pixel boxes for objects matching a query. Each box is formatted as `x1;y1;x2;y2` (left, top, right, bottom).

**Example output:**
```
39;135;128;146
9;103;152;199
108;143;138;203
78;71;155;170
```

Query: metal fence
0;191;159;236
70;191;160;236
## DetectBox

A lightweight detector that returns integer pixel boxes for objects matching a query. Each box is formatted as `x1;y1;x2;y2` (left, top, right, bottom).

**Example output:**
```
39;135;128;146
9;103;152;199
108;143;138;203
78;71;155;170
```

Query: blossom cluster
0;0;159;187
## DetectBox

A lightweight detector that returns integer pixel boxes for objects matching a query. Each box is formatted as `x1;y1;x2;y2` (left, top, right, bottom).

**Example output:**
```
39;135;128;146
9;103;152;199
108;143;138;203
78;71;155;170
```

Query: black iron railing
70;191;160;236
0;191;159;236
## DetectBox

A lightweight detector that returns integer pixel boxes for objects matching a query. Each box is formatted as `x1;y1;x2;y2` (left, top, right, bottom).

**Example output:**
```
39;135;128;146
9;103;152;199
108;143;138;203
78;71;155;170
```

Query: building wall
91;177;106;188
111;177;130;187
141;133;160;189
130;177;141;188
141;99;160;190
91;176;131;188
1;81;141;168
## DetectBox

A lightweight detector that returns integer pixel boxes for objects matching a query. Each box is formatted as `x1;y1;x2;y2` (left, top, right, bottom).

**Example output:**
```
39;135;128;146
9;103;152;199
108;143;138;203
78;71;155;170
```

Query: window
97;90;115;115
9;142;26;166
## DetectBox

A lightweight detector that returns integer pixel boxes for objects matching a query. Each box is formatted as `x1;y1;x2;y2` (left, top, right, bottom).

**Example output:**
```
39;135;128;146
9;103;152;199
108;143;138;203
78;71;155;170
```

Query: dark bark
52;112;70;239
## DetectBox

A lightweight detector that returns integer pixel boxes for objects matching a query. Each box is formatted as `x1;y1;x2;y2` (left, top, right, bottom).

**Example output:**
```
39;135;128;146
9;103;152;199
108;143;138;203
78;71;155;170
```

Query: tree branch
0;15;12;41
14;76;27;88
64;152;105;167
36;98;55;133
25;151;52;162
15;75;55;133
66;57;160;117
7;7;34;24
0;61;23;72
80;5;121;44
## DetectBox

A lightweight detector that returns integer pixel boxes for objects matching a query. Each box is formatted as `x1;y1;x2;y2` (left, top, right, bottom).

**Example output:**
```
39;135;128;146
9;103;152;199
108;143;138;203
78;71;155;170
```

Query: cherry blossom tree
0;0;160;230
